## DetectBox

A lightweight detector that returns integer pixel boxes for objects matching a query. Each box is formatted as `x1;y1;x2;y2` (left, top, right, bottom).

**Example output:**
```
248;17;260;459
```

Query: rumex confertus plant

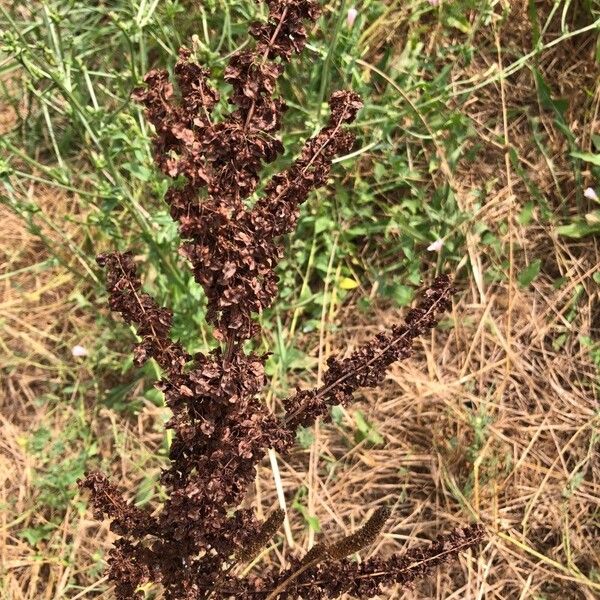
79;1;484;598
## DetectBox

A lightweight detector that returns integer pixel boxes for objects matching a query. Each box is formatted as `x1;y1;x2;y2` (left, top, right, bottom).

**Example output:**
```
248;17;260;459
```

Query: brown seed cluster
96;252;189;373
130;0;359;343
79;2;482;599
238;523;486;599
283;274;453;429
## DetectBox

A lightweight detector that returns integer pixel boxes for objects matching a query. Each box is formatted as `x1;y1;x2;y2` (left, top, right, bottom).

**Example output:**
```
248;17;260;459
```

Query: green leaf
330;405;345;425
446;15;471;34
517;201;535;226
527;0;541;48
357;297;372;313
315;215;334;234
19;523;57;546
306;514;321;532
556;221;600;239
552;332;568;351
392;284;414;307
553;276;568;289
144;387;164;407
135;474;156;507
28;427;51;454
353;410;384;446
292;492;321;532
533;68;568;118
374;162;387;181
518;259;542;287
295;426;315;449
286;347;317;371
122;161;153;182
570;151;600;167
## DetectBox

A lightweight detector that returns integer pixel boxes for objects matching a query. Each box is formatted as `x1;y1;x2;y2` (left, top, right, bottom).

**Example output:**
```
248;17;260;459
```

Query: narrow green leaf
570;151;600;167
556;221;600;239
135;474;156;507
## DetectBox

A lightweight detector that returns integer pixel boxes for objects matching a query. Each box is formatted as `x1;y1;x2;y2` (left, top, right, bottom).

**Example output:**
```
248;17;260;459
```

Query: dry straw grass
1;2;599;599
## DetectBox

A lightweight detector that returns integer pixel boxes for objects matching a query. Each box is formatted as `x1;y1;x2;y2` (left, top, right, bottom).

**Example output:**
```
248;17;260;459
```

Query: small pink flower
428;0;441;5
427;239;444;252
347;7;358;28
72;345;88;357
584;187;598;201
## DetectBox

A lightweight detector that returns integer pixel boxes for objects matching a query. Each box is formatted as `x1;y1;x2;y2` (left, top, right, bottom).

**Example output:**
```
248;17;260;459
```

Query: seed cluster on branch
79;2;483;598
225;523;486;599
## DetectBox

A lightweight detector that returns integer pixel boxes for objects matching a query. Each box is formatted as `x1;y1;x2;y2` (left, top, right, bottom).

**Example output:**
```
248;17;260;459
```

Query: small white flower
584;187;598;201
347;7;358;27
72;345;88;357
427;239;444;252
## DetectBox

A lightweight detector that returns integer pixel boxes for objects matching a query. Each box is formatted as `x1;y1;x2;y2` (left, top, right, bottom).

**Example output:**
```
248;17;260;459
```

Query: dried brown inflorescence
253;523;486;600
79;2;483;598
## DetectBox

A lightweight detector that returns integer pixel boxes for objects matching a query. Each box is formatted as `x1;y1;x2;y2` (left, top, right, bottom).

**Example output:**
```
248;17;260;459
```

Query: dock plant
79;1;484;597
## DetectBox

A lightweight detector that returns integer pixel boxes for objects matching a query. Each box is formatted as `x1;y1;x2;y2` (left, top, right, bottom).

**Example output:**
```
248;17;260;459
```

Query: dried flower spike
79;2;481;599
